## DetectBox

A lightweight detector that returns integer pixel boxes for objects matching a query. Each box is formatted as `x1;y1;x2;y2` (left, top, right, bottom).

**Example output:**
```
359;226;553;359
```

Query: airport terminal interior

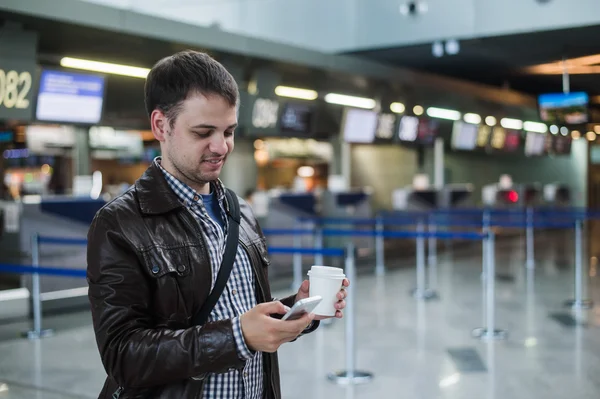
1;1;600;398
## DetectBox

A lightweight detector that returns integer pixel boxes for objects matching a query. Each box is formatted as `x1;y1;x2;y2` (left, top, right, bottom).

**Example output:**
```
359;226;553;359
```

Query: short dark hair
144;50;239;126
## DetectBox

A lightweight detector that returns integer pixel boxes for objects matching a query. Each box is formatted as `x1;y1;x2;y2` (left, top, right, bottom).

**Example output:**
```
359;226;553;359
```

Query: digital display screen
398;115;419;142
538;91;588;125
477;125;492;147
451;121;478;150
490;127;506;149
342;108;377;143
375;113;396;141
553;135;572;155
525;132;546;156
417;118;439;146
279;103;314;134
36;69;105;124
504;129;520;152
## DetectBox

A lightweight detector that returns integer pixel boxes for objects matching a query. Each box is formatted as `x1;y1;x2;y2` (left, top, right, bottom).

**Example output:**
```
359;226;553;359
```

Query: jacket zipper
112;387;124;399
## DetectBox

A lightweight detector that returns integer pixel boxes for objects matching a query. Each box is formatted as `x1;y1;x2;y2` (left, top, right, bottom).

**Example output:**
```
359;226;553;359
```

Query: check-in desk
544;183;571;207
439;184;474;209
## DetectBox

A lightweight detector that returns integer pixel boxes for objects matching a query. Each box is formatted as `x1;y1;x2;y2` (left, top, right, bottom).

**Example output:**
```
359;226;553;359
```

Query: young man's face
155;92;237;192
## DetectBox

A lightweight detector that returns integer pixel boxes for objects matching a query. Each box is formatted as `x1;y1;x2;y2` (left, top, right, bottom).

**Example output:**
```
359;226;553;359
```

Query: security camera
399;1;428;17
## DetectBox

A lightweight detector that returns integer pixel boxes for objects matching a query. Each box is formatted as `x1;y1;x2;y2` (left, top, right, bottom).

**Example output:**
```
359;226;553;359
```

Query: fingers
342;278;350;288
277;313;314;333
299;280;310;294
335;300;346;310
259;301;289;315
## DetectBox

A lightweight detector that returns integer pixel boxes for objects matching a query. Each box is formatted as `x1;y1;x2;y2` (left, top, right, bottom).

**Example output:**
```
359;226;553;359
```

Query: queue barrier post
410;221;438;300
472;230;508;341
375;216;385;276
23;233;54;340
328;242;374;385
564;218;594;310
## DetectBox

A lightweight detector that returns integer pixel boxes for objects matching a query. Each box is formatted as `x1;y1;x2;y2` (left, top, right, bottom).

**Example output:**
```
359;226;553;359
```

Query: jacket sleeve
86;213;245;389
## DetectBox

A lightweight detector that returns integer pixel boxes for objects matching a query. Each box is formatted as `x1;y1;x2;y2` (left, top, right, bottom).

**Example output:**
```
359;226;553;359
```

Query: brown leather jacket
86;163;313;399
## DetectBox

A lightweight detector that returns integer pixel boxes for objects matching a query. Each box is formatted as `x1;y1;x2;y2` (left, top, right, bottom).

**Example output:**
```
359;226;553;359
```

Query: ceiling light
572;130;581;140
560;127;569;136
60;57;150;78
523;121;548;133
253;139;265;150
587;131;596;141
524;337;538;348
324;93;376;109
595;125;600;134
500;118;523;130
439;373;460;388
463;113;481;124
390;102;406;114
550;125;559;134
297;166;315;178
485;116;497;126
426;107;461;121
274;86;318;100
445;39;460;55
413;105;424;116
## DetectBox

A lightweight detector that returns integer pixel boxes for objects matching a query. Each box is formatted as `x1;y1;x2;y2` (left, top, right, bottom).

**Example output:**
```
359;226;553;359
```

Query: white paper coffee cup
308;266;345;316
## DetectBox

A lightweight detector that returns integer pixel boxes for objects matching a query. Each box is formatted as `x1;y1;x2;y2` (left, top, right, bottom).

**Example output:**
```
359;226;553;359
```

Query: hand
295;278;350;320
240;301;314;353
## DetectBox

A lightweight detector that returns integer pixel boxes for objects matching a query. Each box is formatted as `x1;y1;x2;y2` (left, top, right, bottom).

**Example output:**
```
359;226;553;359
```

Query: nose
208;133;228;156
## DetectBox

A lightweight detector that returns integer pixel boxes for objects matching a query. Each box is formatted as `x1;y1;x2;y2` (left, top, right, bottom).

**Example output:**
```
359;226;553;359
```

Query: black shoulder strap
192;188;241;326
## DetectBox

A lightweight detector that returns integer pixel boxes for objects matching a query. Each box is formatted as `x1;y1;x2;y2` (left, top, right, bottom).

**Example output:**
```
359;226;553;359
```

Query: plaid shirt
156;158;263;399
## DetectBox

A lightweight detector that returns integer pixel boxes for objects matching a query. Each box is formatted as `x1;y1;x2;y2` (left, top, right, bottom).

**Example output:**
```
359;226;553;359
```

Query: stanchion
427;216;439;297
564;219;593;309
526;207;535;270
411;221;437;300
472;231;508;340
314;221;324;267
375;216;385;276
328;242;373;385
23;233;53;340
481;210;490;327
292;222;303;291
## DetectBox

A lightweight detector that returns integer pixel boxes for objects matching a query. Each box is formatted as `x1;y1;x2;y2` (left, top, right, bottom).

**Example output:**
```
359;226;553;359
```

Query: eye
225;130;235;137
192;130;211;138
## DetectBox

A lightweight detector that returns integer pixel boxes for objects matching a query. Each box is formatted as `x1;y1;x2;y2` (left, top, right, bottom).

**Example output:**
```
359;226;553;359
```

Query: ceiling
348;25;600;102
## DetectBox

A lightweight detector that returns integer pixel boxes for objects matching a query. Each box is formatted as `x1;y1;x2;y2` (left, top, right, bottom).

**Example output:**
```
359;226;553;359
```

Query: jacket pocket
141;246;191;322
142;246;192;278
252;238;271;268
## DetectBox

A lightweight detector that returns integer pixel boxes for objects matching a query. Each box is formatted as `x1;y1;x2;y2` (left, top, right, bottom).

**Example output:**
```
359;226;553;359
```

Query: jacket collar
135;162;185;215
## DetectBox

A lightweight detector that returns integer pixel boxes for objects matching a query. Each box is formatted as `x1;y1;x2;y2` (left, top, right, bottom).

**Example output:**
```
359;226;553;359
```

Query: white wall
80;0;600;53
350;144;418;210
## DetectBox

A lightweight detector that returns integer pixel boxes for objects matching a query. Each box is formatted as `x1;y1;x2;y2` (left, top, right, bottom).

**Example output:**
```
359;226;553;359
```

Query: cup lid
308;265;345;277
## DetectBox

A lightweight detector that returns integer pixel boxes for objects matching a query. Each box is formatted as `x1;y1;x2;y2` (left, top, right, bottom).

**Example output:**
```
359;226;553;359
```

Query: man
86;50;349;399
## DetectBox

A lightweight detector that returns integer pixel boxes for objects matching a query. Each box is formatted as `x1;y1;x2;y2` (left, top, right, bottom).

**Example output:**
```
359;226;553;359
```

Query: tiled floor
0;232;599;399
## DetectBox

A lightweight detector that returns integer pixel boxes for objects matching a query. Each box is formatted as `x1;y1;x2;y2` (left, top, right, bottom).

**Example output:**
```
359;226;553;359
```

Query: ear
151;109;169;142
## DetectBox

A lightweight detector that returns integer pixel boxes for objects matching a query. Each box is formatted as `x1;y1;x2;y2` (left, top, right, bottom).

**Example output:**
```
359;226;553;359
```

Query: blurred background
1;1;600;398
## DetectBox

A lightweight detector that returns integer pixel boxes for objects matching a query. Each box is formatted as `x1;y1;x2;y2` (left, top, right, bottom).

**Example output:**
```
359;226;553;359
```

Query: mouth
202;158;225;168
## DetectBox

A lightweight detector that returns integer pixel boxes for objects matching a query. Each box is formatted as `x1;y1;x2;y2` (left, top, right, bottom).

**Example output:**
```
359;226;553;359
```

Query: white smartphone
281;296;322;321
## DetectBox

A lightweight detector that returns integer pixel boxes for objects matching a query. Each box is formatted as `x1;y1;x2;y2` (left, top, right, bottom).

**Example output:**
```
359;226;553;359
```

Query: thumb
299;280;310;295
259;301;290;316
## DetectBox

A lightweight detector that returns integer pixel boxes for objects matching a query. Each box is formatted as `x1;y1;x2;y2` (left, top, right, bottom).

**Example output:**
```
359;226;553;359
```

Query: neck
160;157;211;195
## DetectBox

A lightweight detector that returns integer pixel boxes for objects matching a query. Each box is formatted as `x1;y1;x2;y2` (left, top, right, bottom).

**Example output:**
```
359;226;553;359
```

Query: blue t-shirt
201;192;225;229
